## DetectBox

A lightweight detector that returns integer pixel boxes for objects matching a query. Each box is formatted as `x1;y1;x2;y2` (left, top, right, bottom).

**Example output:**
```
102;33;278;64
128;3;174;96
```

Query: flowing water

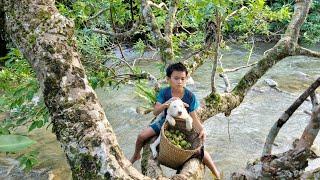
1;43;320;179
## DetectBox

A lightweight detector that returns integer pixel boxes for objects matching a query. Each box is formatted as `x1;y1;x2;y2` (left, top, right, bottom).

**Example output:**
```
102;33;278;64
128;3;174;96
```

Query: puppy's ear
183;103;189;108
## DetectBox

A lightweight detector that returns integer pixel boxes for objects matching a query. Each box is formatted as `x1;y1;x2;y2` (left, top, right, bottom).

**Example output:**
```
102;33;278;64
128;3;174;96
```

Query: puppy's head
167;99;188;118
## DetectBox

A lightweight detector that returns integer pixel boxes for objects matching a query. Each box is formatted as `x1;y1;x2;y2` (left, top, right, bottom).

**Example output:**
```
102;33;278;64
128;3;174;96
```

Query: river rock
264;78;278;88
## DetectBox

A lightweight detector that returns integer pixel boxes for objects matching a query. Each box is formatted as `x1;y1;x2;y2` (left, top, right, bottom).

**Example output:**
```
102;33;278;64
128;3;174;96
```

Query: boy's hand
163;97;180;108
199;128;206;141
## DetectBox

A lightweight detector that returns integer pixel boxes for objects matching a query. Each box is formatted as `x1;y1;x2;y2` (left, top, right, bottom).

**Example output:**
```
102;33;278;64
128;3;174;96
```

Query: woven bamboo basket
157;118;203;169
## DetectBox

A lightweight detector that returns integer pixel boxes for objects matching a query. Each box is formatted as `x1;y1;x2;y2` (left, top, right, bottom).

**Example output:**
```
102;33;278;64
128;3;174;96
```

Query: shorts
150;117;166;135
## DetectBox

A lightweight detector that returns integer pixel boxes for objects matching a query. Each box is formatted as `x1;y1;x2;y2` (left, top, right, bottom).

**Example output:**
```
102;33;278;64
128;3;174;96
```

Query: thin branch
147;1;168;11
218;54;231;92
130;0;134;21
118;58;135;73
224;6;248;21
92;22;140;39
175;18;192;35
246;38;254;65
224;61;258;73
211;8;222;93
109;3;134;73
262;77;320;156
219;74;231;93
88;8;108;21
183;49;205;61
295;46;320;58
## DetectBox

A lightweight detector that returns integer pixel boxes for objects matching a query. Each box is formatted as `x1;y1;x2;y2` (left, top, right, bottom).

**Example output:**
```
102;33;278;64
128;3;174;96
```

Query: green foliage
135;82;157;108
0;48;49;134
300;1;320;44
133;39;146;57
226;0;292;39
18;150;39;172
0;135;35;152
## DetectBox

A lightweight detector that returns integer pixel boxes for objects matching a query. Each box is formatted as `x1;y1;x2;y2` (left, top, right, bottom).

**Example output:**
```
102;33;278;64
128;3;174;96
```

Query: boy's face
167;71;187;89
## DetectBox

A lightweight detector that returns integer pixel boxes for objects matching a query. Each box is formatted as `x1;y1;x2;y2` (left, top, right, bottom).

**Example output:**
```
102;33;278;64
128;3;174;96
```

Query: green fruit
180;140;187;146
165;131;171;138
176;144;182;149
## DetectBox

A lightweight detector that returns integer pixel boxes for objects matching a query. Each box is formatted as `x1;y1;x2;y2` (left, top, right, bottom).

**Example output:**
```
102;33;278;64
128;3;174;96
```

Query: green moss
233;78;247;96
38;9;51;21
71;153;102;179
205;93;221;106
28;34;36;46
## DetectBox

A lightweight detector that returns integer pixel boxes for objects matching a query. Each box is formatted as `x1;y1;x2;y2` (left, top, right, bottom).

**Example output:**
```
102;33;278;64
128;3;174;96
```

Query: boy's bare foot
130;154;141;164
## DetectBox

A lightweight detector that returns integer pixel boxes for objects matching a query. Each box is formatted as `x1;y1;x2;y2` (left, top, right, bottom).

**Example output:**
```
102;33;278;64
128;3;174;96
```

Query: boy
130;62;221;179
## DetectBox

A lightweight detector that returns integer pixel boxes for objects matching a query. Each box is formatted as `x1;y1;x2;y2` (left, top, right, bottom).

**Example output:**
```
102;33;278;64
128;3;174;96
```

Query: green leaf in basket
0;135;36;152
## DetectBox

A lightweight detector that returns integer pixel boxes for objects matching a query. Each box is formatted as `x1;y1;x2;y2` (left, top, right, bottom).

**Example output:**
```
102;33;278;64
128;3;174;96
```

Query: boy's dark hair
166;62;188;77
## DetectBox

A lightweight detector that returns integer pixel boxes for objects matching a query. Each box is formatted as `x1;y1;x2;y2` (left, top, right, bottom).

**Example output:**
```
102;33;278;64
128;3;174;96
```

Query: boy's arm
190;111;206;140
153;97;180;116
153;102;167;116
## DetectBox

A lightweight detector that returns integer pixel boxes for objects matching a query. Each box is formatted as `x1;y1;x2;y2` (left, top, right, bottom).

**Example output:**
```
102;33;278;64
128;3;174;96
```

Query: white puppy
150;99;193;158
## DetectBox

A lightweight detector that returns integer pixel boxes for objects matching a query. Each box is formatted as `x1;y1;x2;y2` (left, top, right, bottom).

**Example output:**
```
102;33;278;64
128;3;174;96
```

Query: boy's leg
203;151;221;179
130;127;156;164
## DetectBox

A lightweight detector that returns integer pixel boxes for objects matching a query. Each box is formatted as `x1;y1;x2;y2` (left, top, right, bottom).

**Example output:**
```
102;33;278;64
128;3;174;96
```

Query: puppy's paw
186;118;193;131
167;116;176;126
150;144;158;158
186;122;192;131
